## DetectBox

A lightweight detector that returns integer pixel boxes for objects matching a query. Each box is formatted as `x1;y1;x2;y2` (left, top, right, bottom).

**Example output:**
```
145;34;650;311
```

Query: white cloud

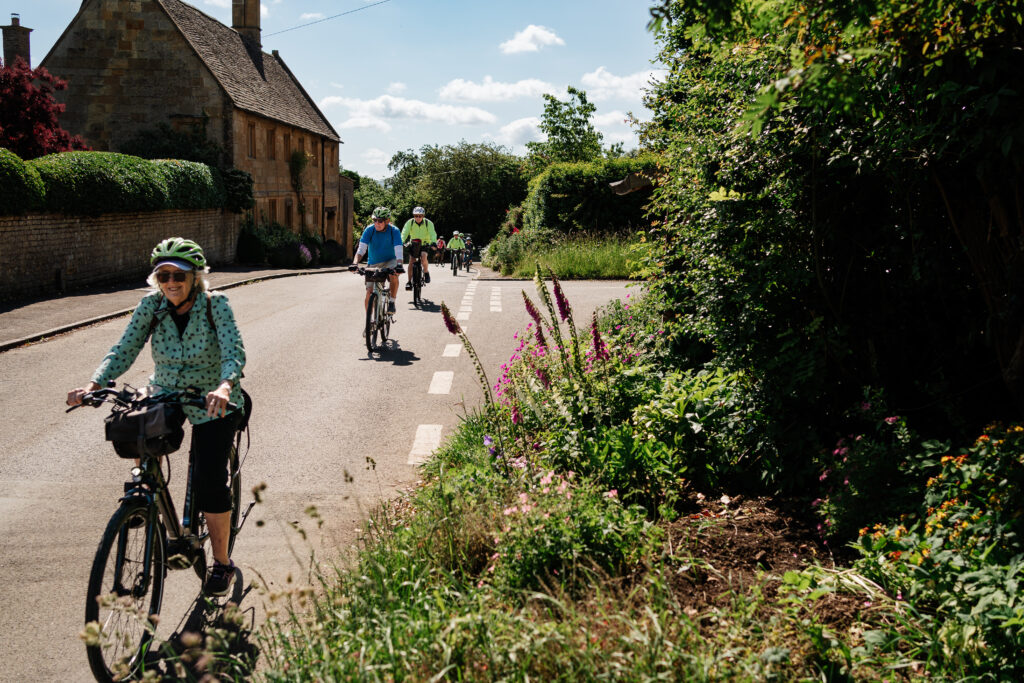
329;82;345;90
580;66;667;101
362;148;391;165
320;94;496;126
337;116;392;133
500;25;565;54
300;13;325;20
439;76;557;102
387;82;407;95
593;111;630;128
488;117;543;147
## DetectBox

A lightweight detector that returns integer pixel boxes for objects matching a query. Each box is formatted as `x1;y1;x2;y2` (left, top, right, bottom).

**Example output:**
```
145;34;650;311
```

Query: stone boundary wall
0;209;239;301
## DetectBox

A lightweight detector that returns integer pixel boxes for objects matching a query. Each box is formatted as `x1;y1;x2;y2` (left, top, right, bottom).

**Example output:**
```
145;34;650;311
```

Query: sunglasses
373;218;387;223
156;271;189;283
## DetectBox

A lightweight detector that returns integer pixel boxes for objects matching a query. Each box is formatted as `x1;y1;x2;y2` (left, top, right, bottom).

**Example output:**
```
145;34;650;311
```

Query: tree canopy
0;57;88;159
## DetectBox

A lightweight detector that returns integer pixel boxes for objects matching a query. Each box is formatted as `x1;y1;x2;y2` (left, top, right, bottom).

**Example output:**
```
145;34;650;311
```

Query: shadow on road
363;340;420;366
144;568;259;680
408;298;441;314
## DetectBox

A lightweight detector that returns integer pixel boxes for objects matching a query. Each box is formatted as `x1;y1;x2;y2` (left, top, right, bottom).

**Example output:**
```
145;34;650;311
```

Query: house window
247;123;256;158
283;132;291;157
268;198;278;223
266;128;276;160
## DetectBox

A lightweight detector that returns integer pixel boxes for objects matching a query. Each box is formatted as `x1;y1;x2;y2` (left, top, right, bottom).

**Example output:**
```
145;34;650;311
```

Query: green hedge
0;149;253;216
0;147;45;214
522;155;660;234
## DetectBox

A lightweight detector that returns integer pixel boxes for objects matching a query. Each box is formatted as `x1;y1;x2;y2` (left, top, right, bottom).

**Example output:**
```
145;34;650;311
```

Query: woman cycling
66;237;246;596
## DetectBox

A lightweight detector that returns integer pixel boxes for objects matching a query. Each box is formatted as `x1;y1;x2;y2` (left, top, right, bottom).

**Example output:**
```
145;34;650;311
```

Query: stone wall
0;209;238;301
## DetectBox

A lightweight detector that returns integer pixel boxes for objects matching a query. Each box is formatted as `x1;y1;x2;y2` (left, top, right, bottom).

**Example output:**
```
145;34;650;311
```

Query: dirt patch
663;495;838;618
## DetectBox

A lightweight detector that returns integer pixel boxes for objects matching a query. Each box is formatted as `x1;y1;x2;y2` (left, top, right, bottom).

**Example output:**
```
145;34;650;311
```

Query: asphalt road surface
0;265;633;681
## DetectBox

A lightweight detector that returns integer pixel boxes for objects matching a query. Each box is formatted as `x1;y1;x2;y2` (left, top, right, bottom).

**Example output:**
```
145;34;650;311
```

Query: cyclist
66;237;246;597
435;235;446;266
448;231;467;268
401;206;438;290
464;234;475;263
353;207;404;312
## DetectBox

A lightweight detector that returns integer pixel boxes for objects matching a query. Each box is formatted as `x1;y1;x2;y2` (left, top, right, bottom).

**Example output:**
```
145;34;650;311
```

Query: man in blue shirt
353;207;404;312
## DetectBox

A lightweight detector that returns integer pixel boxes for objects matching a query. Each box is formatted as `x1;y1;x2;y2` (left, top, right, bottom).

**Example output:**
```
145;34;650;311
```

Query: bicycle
351;265;397;353
406;239;426;306
463;246;473;272
70;384;253;683
451;248;463;276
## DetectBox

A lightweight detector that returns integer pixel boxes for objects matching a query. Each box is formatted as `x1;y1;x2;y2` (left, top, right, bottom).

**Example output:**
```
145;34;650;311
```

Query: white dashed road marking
408;424;443;465
443;344;462;357
428;371;454;394
490;286;502;312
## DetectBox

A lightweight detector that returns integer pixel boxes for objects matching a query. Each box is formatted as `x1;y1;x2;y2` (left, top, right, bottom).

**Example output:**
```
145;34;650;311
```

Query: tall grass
489;232;637;279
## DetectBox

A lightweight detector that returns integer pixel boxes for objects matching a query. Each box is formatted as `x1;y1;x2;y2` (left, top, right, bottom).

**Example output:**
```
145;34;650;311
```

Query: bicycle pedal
167;553;192;570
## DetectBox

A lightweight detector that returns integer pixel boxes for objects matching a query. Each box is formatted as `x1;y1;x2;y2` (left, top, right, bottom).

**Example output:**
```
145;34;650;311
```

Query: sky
2;0;666;180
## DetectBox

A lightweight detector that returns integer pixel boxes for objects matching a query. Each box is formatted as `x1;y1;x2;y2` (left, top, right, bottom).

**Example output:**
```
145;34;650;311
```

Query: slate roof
159;0;340;142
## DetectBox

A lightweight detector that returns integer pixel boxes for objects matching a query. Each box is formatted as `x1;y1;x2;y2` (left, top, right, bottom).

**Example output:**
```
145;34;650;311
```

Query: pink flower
603;489;618;499
884;416;899;424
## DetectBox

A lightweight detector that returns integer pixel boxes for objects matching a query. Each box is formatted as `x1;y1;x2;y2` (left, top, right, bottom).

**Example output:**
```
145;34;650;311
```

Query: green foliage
501;233;637;279
856;424;1024;676
218;167;254;213
412;142;528;245
521;155;660;235
236;215;301;267
31;151;169;216
0;147;45;214
319;239;345;266
151;159;223;210
640;0;1024;490
526;86;604;173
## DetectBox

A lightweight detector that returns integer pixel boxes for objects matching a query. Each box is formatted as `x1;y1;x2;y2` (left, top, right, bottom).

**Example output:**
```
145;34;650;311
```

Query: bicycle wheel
452;253;458;275
365;292;379;353
228;443;241;557
85;501;165;683
413;267;422;304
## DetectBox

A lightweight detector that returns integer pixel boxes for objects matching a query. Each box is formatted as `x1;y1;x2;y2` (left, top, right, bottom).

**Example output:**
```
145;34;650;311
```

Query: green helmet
151;237;207;269
371;207;391;221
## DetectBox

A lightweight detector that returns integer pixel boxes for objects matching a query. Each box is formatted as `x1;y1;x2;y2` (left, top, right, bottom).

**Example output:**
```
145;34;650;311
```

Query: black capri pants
191;410;241;514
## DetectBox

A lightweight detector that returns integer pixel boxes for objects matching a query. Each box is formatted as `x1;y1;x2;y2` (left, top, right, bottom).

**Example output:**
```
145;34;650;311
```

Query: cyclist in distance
448;231;467;266
401;206;438;290
435;235;446;266
353;207;404;312
66;237;246;596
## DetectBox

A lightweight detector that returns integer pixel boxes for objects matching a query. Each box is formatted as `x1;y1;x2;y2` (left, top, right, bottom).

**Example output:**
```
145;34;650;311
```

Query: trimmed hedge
0;149;254;216
522;155;660;234
0;147;45;214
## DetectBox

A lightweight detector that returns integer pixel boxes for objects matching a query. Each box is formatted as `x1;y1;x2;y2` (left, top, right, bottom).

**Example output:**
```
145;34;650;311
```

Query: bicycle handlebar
66;385;236;413
349;265;402;275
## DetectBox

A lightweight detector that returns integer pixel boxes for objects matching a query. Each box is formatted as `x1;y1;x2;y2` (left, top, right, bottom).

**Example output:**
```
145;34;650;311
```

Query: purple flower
484;435;494;447
590;312;610;361
511;404;521;424
522;292;543;329
535;367;551;389
535;325;548;349
440;302;461;335
552;275;571;322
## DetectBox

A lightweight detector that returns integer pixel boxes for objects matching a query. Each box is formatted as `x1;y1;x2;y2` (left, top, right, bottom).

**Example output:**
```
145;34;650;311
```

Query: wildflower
603;489;618;499
511;404;521;424
440;302;461;335
590;312;610;361
535;325;548;349
860;401;872;412
535;367;551;389
884;416;899;425
540;471;554;486
523;292;544;329
484;435;494;447
552;274;571;322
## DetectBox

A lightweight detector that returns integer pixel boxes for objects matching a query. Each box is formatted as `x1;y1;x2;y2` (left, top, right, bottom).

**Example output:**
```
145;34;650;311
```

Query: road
0;265;633;681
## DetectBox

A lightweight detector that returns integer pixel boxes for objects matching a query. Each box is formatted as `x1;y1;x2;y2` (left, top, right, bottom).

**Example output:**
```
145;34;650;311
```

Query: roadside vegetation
256;0;1024;680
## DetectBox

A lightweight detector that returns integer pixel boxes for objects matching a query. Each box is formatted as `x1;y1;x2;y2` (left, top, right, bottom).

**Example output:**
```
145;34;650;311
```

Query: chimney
232;0;261;48
2;13;32;69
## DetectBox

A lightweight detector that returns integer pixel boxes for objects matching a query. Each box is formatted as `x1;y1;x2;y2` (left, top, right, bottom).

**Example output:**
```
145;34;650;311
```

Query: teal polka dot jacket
91;290;246;425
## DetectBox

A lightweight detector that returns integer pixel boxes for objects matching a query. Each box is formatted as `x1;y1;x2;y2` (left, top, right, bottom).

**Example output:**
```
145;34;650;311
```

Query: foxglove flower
590;312;609;361
522;292;543;329
441;302;461;335
552;274;571;322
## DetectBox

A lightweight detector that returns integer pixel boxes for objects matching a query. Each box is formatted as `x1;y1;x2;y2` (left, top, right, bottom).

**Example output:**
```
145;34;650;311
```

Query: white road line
443;343;462;357
457;311;470;321
428;371;454;394
407;424;443;465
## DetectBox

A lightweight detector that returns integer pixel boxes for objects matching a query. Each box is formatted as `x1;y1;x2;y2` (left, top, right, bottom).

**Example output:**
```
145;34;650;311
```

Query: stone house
34;0;352;252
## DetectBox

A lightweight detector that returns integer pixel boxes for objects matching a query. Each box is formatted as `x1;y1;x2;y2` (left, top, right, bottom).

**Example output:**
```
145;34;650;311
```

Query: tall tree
526;86;603;172
0;57;88;159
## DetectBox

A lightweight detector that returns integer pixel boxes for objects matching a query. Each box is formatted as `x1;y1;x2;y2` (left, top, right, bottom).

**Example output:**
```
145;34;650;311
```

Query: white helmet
452;230;460;236
413;206;425;215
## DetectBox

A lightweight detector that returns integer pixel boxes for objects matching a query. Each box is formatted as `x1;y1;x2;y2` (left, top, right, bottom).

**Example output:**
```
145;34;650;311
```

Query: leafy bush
236;218;302;267
0;147;45;214
219;167;254;213
856;424;1024;675
521;155;659;235
31;151;168;216
320;239;345;265
151;159;223;210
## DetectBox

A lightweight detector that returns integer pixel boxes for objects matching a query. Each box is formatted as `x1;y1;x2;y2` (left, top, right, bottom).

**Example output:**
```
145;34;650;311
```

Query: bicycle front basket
104;399;185;458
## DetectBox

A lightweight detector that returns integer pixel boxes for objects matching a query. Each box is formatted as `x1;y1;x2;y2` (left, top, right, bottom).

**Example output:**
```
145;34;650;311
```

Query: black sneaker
388;301;396;313
424;272;431;283
204;560;235;597
404;282;412;291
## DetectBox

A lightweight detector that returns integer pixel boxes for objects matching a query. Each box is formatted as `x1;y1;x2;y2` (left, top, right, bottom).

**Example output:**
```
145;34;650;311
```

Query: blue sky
3;0;665;179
